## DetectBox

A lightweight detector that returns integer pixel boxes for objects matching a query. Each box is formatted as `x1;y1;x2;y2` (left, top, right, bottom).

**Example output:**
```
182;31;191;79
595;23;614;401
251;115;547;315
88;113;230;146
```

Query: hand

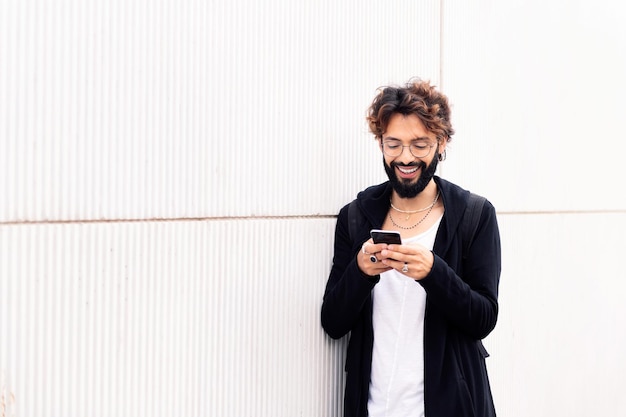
357;239;393;276
380;243;434;280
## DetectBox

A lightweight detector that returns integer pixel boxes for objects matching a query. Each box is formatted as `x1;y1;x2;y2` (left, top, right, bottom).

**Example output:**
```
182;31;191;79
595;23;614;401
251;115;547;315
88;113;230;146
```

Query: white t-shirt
367;215;442;417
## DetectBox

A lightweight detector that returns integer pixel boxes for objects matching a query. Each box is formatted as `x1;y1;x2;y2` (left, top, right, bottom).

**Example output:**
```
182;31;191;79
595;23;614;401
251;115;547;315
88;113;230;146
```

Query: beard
383;151;439;199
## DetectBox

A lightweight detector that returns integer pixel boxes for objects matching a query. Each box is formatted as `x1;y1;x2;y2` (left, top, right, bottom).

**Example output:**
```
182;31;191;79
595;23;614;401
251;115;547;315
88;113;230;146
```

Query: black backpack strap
461;193;486;260
347;199;362;243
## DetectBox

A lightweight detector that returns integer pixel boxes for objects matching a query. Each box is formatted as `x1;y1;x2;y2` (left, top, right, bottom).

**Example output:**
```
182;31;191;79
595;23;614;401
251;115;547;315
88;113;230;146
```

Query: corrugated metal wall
2;0;626;416
0;219;342;416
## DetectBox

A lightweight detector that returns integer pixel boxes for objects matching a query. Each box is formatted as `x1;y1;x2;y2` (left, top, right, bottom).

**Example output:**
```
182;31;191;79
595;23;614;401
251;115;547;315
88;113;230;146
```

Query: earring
438;150;447;162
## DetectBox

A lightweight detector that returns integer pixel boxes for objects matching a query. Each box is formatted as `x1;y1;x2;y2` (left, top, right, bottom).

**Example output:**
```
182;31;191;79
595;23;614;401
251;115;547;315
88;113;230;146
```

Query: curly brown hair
366;79;455;143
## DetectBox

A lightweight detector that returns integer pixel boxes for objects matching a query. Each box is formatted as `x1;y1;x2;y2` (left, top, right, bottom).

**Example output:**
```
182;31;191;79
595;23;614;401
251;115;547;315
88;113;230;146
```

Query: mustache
391;161;425;169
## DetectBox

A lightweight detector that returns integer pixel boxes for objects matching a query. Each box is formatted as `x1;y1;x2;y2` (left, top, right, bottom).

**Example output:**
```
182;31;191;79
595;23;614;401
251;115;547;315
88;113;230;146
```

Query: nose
398;145;416;163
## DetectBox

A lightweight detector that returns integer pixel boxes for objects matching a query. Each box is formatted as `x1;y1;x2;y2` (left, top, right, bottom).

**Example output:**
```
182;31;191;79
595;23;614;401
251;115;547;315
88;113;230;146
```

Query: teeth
398;166;418;174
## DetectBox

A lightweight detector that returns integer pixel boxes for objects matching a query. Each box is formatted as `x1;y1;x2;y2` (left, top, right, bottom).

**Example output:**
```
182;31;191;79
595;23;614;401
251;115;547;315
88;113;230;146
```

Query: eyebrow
383;136;431;141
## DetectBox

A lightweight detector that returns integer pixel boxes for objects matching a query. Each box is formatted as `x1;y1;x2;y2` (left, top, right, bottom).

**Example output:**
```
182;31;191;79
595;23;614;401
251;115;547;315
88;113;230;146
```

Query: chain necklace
390;193;438;220
388;191;440;230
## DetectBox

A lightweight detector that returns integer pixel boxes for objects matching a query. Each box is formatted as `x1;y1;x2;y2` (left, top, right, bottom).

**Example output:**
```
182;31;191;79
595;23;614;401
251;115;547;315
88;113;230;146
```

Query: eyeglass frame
380;137;440;159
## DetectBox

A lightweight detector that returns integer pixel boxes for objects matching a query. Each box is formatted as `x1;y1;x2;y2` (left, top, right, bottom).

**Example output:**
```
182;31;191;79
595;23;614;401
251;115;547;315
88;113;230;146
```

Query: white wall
441;1;626;415
1;0;625;416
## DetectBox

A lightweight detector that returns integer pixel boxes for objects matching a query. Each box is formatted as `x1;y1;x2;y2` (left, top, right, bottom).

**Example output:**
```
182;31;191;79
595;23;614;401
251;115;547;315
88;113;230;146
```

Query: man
321;79;501;417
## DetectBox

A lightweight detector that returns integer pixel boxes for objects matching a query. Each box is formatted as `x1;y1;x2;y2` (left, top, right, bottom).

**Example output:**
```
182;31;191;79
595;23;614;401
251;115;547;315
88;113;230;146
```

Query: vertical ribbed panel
0;218;348;416
0;0;442;222
1;1;443;416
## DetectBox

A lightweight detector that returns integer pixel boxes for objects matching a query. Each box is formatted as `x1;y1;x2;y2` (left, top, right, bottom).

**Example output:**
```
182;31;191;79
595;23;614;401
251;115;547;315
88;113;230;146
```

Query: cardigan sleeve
321;204;379;340
419;200;501;340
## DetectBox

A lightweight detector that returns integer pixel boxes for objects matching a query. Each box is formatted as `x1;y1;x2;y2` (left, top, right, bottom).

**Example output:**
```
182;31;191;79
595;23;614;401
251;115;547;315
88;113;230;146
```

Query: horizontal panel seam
0;215;340;226
2;210;626;226
497;210;626;216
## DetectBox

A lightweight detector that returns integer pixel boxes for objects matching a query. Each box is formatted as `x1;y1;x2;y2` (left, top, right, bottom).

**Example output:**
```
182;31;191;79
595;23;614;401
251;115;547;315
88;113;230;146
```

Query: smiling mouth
397;166;419;174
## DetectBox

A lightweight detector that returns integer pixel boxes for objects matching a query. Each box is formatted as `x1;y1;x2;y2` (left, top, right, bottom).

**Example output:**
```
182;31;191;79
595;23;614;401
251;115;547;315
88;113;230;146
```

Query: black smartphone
370;229;402;245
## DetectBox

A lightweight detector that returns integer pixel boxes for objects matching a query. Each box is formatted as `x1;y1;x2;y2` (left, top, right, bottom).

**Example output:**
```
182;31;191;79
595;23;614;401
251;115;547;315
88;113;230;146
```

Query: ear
378;137;383;151
438;138;448;155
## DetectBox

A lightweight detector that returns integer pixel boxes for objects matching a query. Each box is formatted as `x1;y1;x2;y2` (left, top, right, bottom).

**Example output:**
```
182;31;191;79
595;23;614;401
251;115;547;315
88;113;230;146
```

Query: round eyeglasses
382;140;437;158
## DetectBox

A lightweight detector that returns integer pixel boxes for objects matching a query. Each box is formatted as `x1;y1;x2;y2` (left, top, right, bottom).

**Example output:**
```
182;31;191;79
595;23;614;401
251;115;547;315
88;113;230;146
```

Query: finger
359;249;381;272
361;239;378;254
381;258;403;270
368;243;389;254
361;260;392;276
361;242;370;254
382;245;430;262
370;264;393;274
380;249;408;262
387;242;426;253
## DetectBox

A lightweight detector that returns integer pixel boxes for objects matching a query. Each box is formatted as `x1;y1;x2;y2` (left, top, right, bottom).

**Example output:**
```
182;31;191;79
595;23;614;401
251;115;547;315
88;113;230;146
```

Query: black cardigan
321;177;501;417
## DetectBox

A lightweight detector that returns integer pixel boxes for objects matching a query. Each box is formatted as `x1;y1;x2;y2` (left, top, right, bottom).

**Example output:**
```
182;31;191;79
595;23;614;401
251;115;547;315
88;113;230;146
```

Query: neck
390;180;438;211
